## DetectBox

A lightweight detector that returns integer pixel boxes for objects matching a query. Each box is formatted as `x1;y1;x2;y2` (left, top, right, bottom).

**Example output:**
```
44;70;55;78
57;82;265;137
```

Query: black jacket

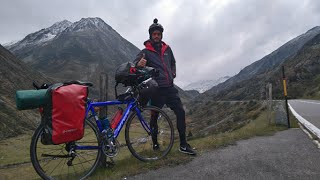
134;40;176;87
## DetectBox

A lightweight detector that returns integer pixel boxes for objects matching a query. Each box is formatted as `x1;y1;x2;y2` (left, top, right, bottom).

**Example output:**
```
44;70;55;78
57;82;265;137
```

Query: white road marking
288;102;320;139
295;100;320;105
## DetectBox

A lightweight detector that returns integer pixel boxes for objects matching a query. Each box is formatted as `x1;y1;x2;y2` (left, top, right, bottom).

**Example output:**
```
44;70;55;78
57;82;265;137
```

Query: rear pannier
41;83;88;145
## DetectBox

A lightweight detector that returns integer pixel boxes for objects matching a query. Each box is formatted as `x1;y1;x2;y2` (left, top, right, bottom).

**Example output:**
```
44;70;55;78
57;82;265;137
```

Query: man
134;18;196;155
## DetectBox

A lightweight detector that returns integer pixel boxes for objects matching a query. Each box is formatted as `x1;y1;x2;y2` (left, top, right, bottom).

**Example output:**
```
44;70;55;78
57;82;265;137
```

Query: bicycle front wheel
30;119;101;180
125;106;174;161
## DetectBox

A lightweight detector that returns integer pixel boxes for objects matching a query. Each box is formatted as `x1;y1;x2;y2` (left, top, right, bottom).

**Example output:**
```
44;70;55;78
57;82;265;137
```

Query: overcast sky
1;0;320;87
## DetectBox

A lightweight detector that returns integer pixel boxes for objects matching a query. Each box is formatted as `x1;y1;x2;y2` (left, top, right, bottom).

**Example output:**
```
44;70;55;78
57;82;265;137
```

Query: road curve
289;99;320;138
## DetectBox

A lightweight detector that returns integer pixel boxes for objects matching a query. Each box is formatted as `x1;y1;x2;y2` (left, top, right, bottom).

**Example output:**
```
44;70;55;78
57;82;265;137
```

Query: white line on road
295;100;320;105
288;103;320;139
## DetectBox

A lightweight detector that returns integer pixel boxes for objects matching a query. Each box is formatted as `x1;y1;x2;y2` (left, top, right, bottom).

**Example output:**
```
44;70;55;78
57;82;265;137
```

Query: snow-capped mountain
6;17;140;97
63;17;112;33
6;20;72;51
183;76;230;93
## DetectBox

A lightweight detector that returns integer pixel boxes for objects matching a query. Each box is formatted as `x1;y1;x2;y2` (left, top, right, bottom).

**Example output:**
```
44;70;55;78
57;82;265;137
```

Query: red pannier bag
41;83;88;145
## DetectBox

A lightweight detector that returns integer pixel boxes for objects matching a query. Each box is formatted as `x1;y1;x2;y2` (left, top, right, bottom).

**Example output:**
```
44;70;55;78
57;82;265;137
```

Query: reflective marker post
282;66;290;128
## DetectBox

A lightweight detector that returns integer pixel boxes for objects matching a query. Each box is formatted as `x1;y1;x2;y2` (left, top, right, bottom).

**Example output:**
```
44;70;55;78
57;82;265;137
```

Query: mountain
7;20;73;54
7;17;140;97
174;85;198;103
0;44;52;140
3;40;18;47
271;32;320;99
202;26;320;100
208;31;320;101
184;90;201;98
183;76;230;93
184;27;320;138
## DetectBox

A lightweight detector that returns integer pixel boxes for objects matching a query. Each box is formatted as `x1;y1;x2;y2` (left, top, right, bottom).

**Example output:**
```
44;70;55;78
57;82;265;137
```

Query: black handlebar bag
41;83;88;145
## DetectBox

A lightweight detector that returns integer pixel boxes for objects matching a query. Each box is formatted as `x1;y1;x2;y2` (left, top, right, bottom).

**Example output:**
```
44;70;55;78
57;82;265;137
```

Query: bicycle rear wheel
30;119;101;180
125;106;174;161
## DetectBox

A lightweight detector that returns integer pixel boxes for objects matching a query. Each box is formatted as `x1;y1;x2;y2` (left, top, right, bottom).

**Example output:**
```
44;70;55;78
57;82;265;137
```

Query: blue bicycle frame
75;99;151;150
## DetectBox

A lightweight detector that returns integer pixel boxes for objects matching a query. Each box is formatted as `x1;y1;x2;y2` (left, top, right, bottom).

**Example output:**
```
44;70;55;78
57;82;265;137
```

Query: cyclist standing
134;18;196;155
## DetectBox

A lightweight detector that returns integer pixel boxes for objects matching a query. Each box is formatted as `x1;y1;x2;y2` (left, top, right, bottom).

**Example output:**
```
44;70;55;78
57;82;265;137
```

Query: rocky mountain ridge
0;44;52;139
202;26;320;99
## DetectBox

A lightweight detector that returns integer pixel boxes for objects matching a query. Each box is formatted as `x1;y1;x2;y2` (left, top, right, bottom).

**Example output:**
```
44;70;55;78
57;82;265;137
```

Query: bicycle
29;67;174;179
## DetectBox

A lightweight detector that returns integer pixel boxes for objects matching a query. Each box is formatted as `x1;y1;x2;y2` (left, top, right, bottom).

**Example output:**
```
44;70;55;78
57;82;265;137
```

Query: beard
151;38;161;45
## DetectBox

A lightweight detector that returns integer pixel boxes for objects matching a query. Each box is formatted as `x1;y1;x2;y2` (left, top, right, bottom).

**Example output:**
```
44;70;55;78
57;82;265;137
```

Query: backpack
41;83;88;145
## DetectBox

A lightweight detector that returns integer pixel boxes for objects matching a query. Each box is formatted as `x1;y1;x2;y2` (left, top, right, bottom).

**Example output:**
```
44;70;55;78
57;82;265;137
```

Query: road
130;129;320;180
288;99;320;138
289;99;320;128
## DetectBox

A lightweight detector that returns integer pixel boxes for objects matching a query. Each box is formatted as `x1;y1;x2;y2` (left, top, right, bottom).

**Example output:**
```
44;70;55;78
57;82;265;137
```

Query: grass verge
90;110;298;179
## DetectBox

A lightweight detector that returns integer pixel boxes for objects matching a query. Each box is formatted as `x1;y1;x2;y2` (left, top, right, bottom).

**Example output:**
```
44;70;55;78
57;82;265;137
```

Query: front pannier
41;83;88;145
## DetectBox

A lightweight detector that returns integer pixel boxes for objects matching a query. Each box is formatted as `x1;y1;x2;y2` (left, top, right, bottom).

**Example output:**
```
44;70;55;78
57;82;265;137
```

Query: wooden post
268;83;272;125
99;73;108;167
282;66;290;128
99;73;108;117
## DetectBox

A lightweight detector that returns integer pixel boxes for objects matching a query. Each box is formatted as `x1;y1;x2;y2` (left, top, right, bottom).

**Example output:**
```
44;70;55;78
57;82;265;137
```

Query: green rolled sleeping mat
16;89;49;110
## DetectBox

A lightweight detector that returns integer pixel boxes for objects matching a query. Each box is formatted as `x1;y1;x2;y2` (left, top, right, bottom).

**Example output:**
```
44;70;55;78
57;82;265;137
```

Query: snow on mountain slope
183;76;230;93
6;20;72;51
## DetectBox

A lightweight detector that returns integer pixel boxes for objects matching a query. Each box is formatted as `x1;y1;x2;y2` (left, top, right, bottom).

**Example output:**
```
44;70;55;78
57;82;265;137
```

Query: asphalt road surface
289;99;320;129
129;129;320;180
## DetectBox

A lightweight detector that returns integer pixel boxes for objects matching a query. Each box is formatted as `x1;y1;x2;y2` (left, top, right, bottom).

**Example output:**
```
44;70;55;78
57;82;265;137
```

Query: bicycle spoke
77;151;98;158
76;155;86;172
76;152;96;164
72;163;78;177
38;146;62;150
31;120;101;179
49;155;65;176
39;148;65;158
125;106;174;161
41;150;65;169
59;157;67;178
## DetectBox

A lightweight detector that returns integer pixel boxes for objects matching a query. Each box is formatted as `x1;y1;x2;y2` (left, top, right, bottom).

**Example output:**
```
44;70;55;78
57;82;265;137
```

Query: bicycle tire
30;119;102;180
125;106;174;161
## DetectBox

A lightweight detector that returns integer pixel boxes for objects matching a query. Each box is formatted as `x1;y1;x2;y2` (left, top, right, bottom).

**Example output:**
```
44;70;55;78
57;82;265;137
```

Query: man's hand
137;53;147;67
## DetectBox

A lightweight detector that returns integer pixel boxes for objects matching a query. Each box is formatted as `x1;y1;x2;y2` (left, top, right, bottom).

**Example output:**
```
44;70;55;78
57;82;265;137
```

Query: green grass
0;131;33;166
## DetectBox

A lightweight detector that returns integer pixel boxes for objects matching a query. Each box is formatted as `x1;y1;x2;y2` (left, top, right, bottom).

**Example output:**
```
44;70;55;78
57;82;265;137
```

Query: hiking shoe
153;143;160;151
179;143;196;155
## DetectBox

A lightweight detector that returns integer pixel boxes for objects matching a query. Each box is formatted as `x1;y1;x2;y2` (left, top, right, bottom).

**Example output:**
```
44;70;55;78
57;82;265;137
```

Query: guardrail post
282;66;290;128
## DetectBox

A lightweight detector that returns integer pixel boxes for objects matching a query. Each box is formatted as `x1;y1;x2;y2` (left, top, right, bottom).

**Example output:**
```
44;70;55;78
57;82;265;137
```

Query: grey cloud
166;0;320;86
1;0;320;87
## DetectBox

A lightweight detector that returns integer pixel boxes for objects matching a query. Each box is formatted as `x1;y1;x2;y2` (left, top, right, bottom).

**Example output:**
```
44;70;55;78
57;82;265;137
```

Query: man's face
151;30;162;43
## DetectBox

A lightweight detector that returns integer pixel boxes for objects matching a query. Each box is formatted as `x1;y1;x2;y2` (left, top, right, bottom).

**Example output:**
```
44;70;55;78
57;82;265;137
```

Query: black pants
149;86;187;146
